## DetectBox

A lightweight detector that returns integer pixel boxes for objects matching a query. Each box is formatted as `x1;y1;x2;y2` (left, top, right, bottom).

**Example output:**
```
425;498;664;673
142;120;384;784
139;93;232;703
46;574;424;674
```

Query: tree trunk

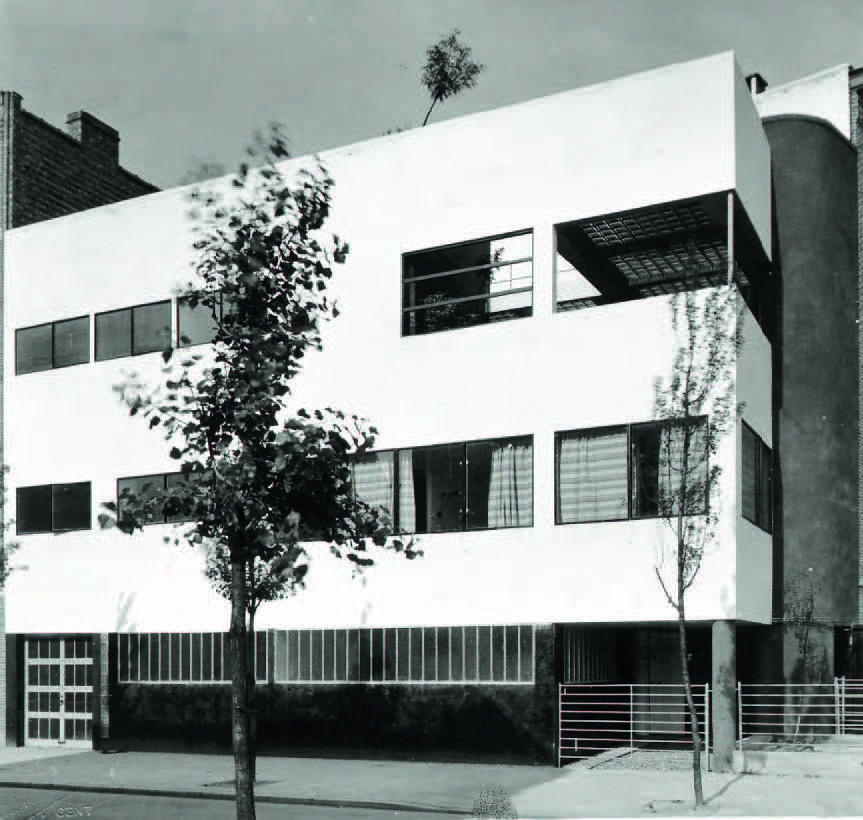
422;97;438;126
247;603;257;784
230;557;256;820
677;520;704;808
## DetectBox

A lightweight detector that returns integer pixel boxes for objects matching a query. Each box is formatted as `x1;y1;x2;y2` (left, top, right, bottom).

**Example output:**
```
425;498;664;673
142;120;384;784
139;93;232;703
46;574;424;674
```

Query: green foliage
101;121;419;594
472;786;518;819
421;29;484;126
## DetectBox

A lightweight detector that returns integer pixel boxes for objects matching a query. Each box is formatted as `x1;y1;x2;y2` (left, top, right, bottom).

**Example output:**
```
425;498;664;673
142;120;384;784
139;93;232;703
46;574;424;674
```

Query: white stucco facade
3;51;773;634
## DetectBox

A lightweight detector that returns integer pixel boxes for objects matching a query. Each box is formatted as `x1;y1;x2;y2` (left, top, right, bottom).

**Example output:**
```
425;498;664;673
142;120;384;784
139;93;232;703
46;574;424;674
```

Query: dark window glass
519;626;533;682
213;633;223;681
178;294;220;347
631;420;708;518
383;628;397;681
165;472;194;523
466;437;533;529
170;634;181;681
133;301;172;355
180;633;191;681
17;485;52;534
505;626;520;682
403;231;533;336
16;324;53;374
150;633;160;681
323;630;336;682
129;634;139;680
119;634;129;680
300;630;312;681
359;629;372;681
95;308;132;361
191;633;201;681
310;630;323;681
401;444;464;534
742;423;772;533
52;482;90;531
556;428;628;523
139;634;149;681
53;317;89;368
334;630;347;681
422;627;437;682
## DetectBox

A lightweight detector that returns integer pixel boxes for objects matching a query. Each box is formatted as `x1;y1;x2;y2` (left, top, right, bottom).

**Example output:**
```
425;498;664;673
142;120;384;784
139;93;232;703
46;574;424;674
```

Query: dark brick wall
11;108;157;228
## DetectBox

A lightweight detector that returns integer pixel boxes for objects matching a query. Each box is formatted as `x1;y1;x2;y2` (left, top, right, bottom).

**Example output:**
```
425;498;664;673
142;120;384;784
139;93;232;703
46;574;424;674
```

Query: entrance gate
25;637;94;747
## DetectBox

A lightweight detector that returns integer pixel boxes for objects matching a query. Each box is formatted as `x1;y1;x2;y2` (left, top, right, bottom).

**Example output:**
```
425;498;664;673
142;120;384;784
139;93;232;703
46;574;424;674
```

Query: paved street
0;787;448;820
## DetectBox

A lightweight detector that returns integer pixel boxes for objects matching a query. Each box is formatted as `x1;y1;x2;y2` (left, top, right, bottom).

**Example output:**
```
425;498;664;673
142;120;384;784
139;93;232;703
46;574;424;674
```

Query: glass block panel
191;633;201;681
335;630;348;682
202;633;212;681
519;626;534;682
358;629;371;682
16;323;53;374
310;630;323;682
53;316;90;368
323;630;335;682
423;627;437;682
451;627;464;681
95;308;132;361
371;629;384;682
347;630;361;682
295;631;309;681
383;628;397;682
129;634;139;681
180;633;191;681
159;634;170;681
287;631;300;682
477;627;492;682
132;301;172;355
275;631;288;682
396;629;410;682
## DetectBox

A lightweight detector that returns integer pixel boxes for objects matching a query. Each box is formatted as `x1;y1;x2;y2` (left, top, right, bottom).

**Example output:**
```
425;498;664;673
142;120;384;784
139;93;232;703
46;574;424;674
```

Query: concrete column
711;620;736;772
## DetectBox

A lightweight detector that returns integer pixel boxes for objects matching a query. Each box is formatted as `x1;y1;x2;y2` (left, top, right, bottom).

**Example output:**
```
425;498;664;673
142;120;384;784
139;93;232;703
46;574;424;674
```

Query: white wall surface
4;51;772;632
755;65;851;139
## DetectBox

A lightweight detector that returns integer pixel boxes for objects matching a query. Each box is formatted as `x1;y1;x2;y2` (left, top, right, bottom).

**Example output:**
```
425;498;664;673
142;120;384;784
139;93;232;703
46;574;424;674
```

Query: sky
2;0;863;189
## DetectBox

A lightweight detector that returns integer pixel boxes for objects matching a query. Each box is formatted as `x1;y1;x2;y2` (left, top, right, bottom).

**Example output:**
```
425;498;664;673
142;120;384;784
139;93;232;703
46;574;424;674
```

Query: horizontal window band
116;679;534;687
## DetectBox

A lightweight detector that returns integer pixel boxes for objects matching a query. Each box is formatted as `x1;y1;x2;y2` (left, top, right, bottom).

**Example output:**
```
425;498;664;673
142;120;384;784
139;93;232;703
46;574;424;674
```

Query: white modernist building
1;52;857;763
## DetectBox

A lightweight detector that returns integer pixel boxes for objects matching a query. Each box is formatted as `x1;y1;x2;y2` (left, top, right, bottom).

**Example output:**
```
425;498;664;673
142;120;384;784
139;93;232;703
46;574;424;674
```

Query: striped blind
557;429;628;523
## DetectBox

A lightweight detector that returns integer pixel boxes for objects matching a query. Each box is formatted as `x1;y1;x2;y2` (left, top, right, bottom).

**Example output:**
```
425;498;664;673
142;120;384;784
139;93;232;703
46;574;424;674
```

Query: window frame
741;420;773;534
95;299;172;362
554;417;709;526
352;434;534;535
401;229;534;338
116;472;194;526
16;482;92;535
15;314;91;375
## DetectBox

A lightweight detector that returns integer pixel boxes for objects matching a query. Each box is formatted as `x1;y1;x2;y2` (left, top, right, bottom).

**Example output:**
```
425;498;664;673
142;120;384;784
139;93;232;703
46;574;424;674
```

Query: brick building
0;91;156;746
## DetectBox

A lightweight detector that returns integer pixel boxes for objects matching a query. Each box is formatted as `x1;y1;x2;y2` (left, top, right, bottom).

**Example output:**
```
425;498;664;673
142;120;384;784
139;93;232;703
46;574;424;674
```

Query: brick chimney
65;110;120;165
745;73;768;97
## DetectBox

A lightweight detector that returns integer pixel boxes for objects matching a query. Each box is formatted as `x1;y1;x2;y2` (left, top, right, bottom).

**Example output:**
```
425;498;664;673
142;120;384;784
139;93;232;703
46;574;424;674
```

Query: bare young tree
421;29;484;126
652;285;742;807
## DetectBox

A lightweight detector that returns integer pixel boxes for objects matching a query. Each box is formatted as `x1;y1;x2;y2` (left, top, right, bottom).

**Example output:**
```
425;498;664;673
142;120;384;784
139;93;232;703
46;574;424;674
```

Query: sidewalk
0;749;861;817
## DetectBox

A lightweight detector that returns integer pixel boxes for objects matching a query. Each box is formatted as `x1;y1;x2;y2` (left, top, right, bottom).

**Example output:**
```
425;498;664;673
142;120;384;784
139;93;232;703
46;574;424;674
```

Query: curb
0;780;466;815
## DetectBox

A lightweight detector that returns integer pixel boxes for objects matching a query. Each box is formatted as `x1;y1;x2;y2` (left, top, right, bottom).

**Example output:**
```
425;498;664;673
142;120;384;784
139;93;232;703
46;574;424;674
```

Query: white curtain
351;453;394;521
487;440;533;528
557;431;628;523
398;450;416;534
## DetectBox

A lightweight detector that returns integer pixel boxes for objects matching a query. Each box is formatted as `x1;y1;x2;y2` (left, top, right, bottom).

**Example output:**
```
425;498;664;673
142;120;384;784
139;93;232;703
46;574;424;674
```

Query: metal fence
737;679;863;748
558;683;711;767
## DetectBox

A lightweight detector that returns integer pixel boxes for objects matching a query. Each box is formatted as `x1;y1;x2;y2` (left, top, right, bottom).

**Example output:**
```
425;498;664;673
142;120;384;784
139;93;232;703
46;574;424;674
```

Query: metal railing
737;679;863;748
558;683;711;767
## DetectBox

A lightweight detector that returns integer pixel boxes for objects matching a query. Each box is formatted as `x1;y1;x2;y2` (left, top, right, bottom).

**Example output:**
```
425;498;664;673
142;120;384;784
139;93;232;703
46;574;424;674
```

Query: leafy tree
100;126;418;819
421;29;484;126
652;285;742;807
